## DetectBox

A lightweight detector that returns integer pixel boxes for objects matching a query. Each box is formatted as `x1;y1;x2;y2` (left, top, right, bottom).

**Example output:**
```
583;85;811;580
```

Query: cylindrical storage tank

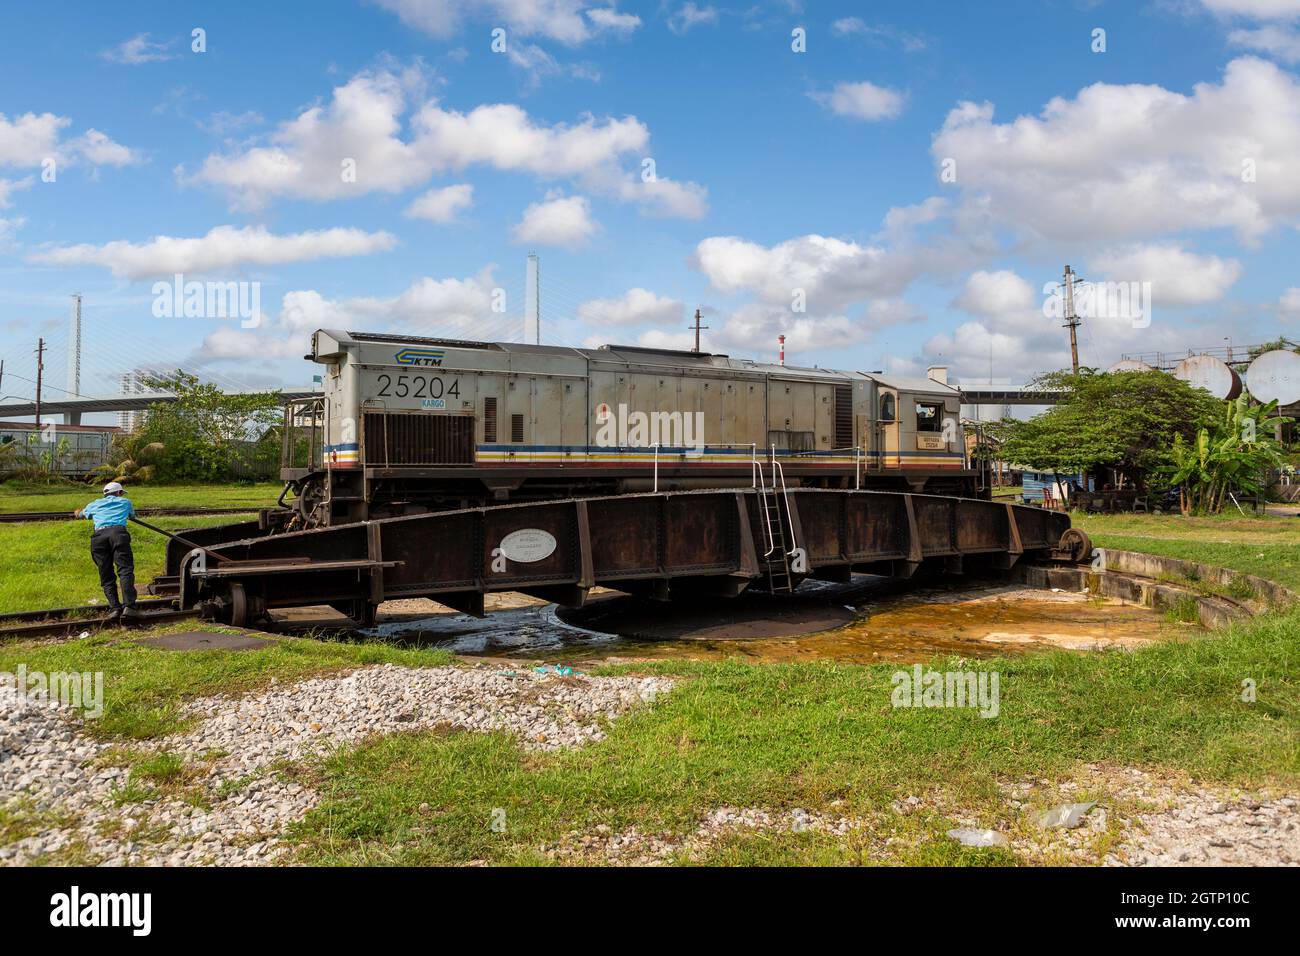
1107;359;1154;373
1246;349;1300;406
1172;354;1242;400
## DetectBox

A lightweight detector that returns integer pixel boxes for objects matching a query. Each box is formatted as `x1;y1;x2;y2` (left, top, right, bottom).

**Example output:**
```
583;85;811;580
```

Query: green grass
1074;512;1300;591
286;608;1300;865
0;515;256;614
3;498;1295;866
0;480;283;514
0;626;456;739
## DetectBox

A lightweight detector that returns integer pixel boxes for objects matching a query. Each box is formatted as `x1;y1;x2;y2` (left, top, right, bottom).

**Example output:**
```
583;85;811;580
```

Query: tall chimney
524;253;540;344
778;334;786;366
66;293;82;426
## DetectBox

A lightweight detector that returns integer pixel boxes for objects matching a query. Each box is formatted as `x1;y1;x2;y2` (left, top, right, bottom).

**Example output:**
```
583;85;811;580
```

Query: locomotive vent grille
363;411;475;466
834;385;853;448
483;397;497;443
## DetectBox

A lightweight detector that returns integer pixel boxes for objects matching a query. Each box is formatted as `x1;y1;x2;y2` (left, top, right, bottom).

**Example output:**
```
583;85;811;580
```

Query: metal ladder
753;450;796;593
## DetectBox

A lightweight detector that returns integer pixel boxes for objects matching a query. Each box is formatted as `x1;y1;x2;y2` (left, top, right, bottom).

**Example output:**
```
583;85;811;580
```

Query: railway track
0;599;198;641
0;506;260;524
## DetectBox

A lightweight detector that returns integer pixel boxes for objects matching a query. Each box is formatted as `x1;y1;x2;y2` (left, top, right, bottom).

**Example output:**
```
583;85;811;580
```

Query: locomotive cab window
879;393;896;422
916;402;944;433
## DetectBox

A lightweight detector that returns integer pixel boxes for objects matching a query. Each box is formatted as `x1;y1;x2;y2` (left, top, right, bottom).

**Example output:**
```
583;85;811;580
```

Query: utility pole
689;308;708;353
1062;264;1081;374
34;337;45;430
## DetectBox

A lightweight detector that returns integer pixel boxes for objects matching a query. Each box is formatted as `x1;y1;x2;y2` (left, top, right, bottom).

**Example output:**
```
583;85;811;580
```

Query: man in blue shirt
75;481;138;621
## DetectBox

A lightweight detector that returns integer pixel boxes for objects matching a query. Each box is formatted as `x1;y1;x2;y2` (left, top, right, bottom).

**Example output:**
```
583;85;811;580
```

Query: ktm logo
395;347;444;367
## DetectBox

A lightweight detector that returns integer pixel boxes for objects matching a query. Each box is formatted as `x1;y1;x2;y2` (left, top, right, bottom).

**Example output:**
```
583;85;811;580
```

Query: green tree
1000;369;1223;489
108;372;281;482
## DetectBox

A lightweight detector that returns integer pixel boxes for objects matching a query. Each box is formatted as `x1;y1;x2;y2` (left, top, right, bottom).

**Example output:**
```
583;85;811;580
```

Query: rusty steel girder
158;489;1072;627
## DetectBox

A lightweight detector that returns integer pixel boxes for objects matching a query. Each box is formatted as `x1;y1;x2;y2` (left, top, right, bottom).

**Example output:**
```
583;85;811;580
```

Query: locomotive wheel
1058;528;1093;563
227;583;249;628
212;582;265;628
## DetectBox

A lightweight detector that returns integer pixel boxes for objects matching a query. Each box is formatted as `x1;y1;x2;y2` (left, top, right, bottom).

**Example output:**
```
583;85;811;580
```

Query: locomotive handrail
752;449;778;557
769;444;799;559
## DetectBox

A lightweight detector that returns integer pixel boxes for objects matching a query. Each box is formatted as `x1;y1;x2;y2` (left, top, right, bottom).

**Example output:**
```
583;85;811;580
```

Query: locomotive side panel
296;330;976;525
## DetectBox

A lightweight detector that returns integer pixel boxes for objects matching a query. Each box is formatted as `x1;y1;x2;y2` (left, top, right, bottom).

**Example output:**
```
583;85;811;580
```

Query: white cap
103;481;125;495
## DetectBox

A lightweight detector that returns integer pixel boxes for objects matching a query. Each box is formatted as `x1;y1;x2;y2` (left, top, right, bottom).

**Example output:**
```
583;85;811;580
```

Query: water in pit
338;576;1186;666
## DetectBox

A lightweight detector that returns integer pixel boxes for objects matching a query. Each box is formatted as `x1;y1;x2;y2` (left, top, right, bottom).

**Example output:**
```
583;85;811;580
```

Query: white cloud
200;267;505;359
833;17;870;35
811;81;906;121
692;234;934;311
1228;24;1300;60
1201;0;1300;18
578;287;682;326
416;99;645;177
609;173;708;218
830;17;927;51
28;225;397;280
0;216;24;247
864;298;927;326
403;183;474;222
511;194;597;247
953;270;1037;316
881;196;948;237
922;265;1241;383
184;67;706;217
374;0;636;43
1278;286;1300;316
931;56;1300;245
699;303;871;358
101;33;175;65
0;112;66;165
586;8;641;32
200;327;306;359
0;177;32;209
0;111;138;169
1088;243;1242;306
71;129;138;166
668;3;719;34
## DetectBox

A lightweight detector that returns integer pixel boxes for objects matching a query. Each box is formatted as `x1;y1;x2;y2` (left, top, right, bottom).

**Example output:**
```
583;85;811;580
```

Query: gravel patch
1;665;671;867
543;805;867;865
991;765;1299;866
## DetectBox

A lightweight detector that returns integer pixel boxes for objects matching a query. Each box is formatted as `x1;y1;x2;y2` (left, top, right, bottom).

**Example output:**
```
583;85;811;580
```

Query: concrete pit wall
1016;549;1296;630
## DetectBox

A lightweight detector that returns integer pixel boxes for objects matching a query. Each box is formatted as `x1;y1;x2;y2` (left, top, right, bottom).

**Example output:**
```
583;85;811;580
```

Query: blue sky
3;0;1299;419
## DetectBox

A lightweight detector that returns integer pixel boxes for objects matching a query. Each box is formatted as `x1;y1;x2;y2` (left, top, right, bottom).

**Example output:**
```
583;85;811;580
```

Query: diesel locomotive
279;329;979;527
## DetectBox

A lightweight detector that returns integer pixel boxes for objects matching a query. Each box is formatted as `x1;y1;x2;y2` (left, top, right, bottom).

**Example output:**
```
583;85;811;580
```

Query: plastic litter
947;828;1008;847
533;664;578;676
1036;802;1097;829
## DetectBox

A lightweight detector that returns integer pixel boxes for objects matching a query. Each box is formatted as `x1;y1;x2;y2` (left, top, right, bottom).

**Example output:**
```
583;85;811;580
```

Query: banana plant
1163;398;1284;514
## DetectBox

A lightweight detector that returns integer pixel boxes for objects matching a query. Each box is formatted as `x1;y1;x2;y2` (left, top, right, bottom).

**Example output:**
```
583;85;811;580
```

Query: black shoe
121;605;142;623
106;606;123;623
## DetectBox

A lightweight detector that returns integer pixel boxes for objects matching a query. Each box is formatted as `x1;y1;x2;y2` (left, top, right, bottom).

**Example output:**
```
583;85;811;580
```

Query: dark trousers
91;525;137;609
